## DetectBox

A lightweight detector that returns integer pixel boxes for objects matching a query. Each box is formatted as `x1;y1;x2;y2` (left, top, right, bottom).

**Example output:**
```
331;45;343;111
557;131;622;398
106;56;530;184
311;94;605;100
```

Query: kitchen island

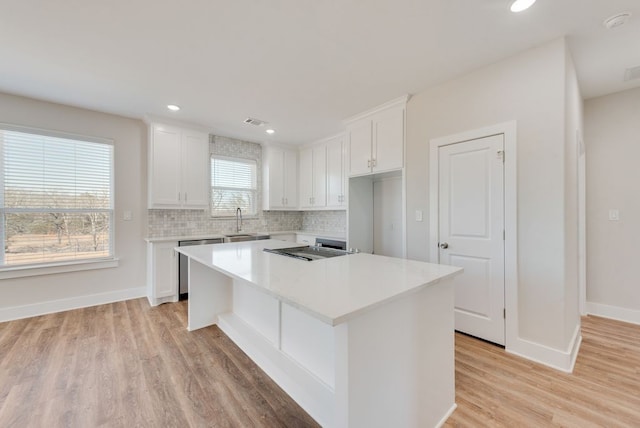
176;239;462;428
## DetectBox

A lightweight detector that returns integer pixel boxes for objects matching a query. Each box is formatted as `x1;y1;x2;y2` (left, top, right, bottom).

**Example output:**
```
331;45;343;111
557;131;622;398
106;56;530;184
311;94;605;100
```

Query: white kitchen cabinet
148;124;209;209
146;241;178;306
326;135;347;208
263;146;298;210
346;96;407;177
299;145;327;209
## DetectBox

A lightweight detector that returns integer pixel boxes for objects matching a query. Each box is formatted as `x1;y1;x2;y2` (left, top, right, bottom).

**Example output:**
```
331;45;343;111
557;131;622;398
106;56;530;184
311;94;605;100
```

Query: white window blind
0;125;114;267
211;156;257;216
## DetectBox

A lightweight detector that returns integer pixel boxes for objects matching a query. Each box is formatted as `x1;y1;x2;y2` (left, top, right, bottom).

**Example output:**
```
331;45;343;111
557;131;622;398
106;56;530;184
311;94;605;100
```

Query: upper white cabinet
346;96;408;177
326;135;347;208
148;123;209;209
299;145;327;209
263;146;298;210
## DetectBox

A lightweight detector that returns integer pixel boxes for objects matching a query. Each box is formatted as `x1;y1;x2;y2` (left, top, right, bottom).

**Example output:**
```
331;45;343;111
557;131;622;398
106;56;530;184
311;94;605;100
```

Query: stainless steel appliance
263;245;351;261
178;238;223;300
315;237;347;250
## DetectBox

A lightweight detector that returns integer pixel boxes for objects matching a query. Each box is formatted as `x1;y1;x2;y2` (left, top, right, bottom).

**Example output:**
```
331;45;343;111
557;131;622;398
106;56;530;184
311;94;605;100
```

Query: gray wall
405;38;580;353
0;92;147;312
585;87;640;318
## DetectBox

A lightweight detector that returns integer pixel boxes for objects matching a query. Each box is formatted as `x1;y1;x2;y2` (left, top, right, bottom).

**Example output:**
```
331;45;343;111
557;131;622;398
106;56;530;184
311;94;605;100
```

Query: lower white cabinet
147;241;178;306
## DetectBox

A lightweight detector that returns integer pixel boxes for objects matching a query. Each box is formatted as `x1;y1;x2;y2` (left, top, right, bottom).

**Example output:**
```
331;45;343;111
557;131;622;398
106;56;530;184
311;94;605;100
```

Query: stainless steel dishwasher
178;238;224;300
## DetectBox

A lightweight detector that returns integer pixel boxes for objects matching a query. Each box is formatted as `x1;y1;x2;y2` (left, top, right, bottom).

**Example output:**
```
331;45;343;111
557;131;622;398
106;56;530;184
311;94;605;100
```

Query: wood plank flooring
446;315;640;427
0;299;319;428
1;299;639;427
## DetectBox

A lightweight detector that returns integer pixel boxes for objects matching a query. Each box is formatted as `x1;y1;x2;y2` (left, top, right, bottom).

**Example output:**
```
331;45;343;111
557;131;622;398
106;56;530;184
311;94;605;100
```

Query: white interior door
438;134;505;345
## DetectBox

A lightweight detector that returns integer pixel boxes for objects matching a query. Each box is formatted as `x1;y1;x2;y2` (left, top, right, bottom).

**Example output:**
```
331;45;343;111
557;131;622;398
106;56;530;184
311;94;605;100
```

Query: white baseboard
436;403;457;428
0;287;146;323
586;302;640;325
507;322;582;373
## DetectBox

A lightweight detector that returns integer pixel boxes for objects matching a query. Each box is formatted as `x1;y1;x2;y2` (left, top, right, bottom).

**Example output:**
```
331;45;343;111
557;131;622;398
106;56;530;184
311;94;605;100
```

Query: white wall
0;92;147;319
584;87;640;323
373;175;403;257
563;49;583;342
405;38;580;362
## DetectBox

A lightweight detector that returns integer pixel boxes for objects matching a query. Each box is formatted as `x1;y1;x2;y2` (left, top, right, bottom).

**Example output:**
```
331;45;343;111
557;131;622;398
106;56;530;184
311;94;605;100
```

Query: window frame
210;154;258;218
0;123;117;277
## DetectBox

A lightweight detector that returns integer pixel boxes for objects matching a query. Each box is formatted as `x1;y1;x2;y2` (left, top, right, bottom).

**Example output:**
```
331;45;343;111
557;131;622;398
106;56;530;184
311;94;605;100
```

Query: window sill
0;258;119;280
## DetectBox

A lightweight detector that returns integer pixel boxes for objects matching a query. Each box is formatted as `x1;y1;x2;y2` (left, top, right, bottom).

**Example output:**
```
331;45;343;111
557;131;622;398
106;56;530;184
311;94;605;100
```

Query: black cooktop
263;245;350;261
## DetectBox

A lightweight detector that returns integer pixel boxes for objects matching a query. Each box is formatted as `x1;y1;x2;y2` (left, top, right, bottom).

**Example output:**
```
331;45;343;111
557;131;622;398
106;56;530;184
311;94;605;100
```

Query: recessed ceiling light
266;129;275;135
510;0;537;13
167;104;181;112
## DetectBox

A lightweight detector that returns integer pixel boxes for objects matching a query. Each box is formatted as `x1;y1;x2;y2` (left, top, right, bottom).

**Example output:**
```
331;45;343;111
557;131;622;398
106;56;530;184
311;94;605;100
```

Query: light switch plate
608;209;620;221
123;210;133;221
415;210;423;222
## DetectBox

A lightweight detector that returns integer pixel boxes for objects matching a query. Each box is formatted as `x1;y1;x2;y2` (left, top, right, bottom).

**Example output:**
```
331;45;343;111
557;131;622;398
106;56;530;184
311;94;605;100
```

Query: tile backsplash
147;209;302;238
147;209;346;238
302;210;346;233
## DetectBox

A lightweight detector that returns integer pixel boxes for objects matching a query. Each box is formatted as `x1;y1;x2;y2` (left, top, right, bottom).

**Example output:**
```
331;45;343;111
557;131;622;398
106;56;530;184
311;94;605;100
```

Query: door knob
439;242;449;249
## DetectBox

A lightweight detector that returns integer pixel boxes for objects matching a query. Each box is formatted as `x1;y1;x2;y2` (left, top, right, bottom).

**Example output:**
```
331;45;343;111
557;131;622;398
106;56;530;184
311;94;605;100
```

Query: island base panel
187;259;232;331
334;280;455;428
218;312;335;427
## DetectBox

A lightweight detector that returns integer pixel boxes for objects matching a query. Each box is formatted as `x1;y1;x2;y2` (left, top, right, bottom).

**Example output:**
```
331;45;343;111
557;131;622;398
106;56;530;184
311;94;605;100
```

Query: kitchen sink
223;233;270;243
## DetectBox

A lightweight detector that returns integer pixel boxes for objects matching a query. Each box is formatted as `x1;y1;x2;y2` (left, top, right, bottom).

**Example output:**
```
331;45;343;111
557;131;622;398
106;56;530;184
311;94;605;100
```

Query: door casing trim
429;121;517;350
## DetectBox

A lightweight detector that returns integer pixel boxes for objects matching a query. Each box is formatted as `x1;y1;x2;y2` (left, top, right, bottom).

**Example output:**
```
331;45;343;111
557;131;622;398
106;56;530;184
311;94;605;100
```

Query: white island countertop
176;239;462;326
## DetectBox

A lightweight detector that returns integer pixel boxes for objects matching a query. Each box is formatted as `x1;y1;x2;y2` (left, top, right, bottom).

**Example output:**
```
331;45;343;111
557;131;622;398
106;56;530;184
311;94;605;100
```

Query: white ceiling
1;0;639;145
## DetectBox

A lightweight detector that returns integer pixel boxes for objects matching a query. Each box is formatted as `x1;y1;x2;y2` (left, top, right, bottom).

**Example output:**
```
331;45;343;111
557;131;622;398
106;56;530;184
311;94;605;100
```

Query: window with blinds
211;156;257;217
0;125;114;267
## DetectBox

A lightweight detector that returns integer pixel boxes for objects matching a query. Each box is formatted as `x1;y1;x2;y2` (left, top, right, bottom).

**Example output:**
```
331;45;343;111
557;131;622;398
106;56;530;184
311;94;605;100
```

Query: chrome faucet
236;207;243;233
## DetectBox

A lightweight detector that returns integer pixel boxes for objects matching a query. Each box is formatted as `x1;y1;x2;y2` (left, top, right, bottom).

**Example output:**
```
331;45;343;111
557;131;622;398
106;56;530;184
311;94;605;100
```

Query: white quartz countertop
175;239;462;326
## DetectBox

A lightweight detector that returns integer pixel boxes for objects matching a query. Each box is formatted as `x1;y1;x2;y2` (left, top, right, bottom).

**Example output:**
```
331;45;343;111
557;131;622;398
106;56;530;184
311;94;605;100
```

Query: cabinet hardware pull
178;192;181;201
372;159;377;167
368;159;371;168
185;193;187;202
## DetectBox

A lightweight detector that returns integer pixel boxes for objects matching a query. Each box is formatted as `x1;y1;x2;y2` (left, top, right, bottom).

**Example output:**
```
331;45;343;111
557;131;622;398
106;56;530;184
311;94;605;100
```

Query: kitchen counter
177;239;462;427
176;239;460;326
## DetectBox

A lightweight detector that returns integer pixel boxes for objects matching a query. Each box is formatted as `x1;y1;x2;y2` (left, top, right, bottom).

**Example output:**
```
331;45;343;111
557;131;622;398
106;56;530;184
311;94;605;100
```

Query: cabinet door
326;136;345;208
149;126;181;207
181;131;209;208
152;242;177;299
312;145;327;207
299;147;314;208
283;149;298;208
348;120;372;176
265;148;286;209
373;107;404;172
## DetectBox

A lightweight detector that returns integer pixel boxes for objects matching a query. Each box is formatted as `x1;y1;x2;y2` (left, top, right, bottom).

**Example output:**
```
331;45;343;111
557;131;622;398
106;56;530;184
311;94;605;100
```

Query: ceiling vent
624;65;640;82
243;117;268;127
603;12;631;30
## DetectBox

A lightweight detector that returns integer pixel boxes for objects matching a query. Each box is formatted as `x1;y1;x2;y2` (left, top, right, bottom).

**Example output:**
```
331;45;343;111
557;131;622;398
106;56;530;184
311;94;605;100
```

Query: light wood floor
446;315;640;427
1;299;639;427
0;299;319;428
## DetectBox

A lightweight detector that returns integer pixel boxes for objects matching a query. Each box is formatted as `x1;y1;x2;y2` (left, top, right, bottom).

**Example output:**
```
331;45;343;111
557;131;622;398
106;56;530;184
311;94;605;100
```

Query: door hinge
503;308;506;319
497;150;505;163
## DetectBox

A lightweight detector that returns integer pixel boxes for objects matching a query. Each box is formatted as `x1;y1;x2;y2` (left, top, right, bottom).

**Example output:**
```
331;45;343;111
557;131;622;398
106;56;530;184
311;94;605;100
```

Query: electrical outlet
608;209;620;221
123;210;133;221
